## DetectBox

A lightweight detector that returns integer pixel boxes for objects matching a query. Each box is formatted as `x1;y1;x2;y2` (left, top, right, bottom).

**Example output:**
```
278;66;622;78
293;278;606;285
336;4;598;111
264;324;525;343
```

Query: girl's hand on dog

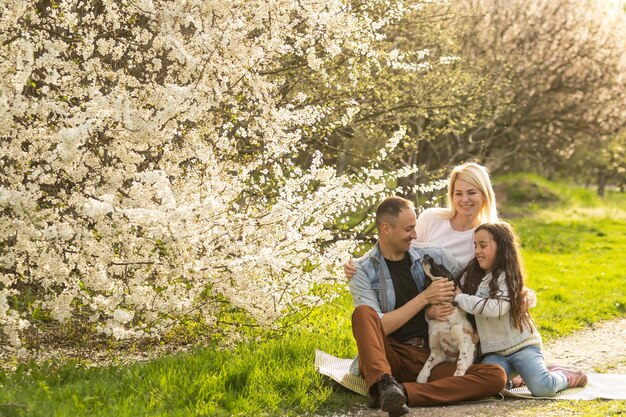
427;303;455;321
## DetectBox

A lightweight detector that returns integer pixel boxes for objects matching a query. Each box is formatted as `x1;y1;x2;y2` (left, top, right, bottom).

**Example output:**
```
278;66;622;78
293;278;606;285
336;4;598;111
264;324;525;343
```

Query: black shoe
377;374;409;417
366;393;380;409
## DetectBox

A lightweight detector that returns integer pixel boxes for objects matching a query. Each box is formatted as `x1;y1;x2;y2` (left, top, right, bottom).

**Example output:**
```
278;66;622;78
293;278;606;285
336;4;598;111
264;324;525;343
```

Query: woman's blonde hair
446;162;498;223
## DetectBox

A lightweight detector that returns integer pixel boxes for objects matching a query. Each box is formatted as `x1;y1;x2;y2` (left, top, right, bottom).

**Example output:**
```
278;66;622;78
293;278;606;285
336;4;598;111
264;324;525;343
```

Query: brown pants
352;305;507;406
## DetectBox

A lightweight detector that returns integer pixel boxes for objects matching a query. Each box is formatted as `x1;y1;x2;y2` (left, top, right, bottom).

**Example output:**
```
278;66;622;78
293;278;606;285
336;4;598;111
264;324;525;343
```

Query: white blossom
0;0;442;353
113;309;135;325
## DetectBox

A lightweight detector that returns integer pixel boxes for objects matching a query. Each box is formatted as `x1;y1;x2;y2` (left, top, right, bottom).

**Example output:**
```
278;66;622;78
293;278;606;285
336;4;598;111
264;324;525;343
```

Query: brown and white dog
416;255;476;383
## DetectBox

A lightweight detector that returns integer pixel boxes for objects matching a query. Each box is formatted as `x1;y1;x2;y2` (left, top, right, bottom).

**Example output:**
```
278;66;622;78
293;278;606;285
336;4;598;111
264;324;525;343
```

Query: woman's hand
343;259;356;280
522;287;537;309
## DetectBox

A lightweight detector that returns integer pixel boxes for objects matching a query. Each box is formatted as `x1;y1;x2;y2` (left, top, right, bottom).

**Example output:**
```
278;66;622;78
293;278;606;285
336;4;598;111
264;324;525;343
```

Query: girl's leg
507;345;568;397
481;354;516;389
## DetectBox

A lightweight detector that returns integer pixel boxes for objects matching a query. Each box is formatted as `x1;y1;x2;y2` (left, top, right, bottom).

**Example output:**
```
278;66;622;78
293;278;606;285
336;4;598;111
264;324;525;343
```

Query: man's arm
348;262;384;316
380;279;455;335
349;259;456;335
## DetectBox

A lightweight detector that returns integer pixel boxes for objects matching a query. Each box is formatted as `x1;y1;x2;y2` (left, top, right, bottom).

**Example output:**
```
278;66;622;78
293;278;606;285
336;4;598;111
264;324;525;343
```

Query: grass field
1;174;625;417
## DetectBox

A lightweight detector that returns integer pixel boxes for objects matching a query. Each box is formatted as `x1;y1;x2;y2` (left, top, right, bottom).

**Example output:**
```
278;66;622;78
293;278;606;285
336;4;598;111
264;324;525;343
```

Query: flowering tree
0;0;448;353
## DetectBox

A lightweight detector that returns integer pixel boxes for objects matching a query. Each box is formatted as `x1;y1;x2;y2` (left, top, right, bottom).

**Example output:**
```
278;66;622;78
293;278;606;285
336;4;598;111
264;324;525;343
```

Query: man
349;196;507;417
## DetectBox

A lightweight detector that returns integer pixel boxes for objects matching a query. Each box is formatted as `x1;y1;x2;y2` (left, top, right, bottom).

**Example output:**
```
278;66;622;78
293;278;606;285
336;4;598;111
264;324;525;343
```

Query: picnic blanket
315;349;626;400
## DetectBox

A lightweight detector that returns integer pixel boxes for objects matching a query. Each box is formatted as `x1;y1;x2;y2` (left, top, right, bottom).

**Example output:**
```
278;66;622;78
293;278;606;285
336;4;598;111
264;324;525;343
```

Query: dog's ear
440;266;455;282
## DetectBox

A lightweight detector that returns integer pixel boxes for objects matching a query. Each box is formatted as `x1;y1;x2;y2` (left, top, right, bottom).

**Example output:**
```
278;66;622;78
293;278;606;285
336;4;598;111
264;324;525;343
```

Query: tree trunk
597;167;607;197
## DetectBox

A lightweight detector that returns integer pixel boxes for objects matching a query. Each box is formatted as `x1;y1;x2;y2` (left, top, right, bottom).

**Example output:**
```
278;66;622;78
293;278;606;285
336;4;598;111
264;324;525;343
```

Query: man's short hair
375;196;414;231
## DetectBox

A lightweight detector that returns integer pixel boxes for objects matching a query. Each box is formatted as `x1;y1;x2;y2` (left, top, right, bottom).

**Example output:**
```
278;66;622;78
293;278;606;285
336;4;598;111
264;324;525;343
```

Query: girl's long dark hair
461;222;533;333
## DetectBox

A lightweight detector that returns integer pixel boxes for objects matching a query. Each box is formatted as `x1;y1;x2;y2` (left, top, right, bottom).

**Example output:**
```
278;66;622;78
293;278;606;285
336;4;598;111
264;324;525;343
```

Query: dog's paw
453;369;468;377
416;372;430;383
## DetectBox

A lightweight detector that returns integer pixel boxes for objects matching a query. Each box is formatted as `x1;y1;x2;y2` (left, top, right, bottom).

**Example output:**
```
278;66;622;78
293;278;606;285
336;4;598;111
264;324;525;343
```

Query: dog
416;255;476;383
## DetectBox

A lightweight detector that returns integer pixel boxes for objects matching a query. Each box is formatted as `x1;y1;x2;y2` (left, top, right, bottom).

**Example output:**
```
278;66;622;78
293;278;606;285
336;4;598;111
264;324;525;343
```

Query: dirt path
334;318;626;417
541;318;626;371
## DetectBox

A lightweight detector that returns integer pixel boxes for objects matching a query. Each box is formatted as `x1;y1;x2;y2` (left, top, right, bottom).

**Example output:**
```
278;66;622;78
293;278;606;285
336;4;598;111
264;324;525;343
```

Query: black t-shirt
385;254;428;343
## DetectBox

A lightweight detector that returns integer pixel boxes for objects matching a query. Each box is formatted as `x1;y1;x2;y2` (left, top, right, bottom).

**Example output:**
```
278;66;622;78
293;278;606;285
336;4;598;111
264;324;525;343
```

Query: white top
414;208;476;268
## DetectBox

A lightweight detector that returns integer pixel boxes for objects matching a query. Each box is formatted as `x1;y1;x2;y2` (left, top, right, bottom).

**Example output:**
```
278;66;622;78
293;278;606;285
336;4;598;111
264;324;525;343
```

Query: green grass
1;174;625;417
516;217;626;339
496;174;626;338
492;172;624;219
0;294;360;417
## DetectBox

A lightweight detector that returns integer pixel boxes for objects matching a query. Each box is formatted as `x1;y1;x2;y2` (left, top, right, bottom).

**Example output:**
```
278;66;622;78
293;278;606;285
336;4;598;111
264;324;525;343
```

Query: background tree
2;0;624;354
312;0;626;197
458;0;626;180
571;130;626;196
280;2;506;202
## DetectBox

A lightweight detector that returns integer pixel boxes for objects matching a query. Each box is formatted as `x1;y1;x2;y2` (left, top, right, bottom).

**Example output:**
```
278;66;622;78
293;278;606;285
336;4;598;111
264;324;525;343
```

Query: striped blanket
315;350;626;400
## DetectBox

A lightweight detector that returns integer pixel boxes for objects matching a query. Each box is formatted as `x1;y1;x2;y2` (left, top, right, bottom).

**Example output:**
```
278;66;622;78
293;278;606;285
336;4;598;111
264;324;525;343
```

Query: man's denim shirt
348;241;461;375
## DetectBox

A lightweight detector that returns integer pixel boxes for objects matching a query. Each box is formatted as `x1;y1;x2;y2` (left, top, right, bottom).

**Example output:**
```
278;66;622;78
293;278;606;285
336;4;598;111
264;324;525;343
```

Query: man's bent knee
469;363;507;391
483;363;507;390
352;305;378;321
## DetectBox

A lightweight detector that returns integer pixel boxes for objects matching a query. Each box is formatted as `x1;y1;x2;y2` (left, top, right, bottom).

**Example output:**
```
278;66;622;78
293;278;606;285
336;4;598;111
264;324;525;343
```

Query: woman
345;162;499;274
413;162;499;268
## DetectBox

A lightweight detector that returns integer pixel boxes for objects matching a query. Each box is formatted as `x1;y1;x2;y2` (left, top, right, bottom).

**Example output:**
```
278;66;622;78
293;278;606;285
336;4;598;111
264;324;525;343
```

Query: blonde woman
412;162;499;268
345;162;499;275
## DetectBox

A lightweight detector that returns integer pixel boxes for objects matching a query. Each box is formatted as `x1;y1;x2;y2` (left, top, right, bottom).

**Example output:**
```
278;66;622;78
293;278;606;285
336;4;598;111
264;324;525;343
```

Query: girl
454;222;587;396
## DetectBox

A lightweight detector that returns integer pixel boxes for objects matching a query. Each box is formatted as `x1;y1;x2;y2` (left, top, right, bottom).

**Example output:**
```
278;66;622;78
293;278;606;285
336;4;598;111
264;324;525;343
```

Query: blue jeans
482;345;568;397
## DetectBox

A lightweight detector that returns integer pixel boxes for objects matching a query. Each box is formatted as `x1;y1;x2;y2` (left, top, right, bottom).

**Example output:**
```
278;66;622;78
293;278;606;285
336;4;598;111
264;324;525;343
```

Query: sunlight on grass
0;176;625;417
0;294;360;417
515;217;626;339
541;206;626;222
519;400;626;417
